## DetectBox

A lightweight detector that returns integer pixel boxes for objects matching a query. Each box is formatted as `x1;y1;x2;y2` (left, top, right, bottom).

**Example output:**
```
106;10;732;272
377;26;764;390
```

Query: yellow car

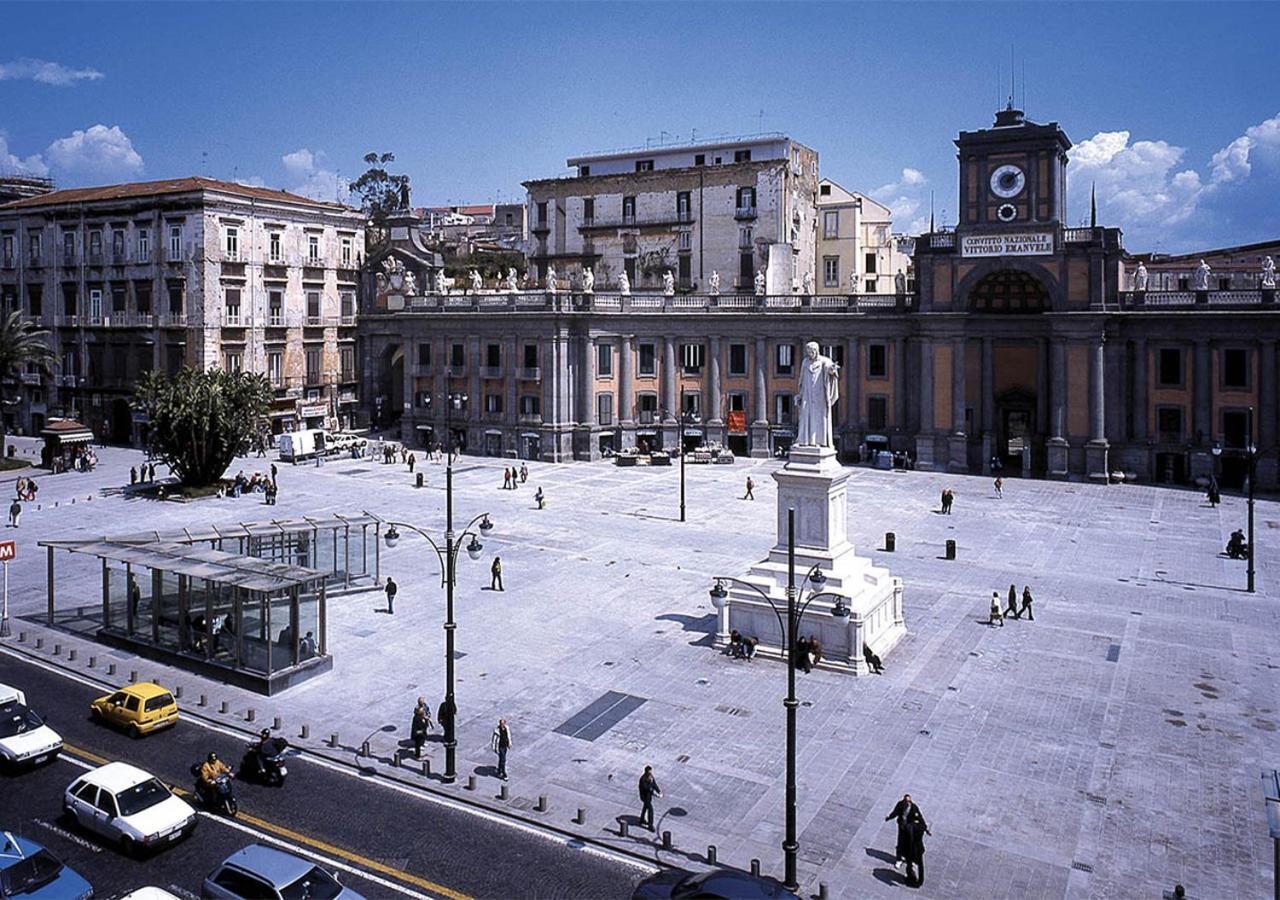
90;683;179;738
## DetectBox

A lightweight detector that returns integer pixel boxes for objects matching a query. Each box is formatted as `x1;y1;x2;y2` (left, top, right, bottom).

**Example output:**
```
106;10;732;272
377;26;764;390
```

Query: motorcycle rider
1227;528;1248;559
248;727;275;778
198;752;232;804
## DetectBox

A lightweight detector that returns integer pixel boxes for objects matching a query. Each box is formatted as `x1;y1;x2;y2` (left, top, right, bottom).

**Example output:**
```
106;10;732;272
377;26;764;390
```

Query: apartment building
0;177;365;441
523;135;819;294
814;179;910;295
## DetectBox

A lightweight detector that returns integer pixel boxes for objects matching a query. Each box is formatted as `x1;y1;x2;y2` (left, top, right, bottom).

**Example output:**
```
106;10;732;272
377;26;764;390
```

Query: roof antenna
996;62;1001;111
1009;45;1015;108
201;150;208;177
1090;182;1097;228
1021;59;1027;113
757;109;765;133
929;190;935;232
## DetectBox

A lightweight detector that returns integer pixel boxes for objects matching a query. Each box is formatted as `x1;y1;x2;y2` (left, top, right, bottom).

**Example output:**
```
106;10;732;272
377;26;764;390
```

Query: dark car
633;868;799;899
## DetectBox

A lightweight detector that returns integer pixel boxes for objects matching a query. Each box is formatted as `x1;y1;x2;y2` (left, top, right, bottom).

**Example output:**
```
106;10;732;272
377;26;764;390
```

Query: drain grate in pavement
554;691;647;741
1105;644;1121;662
714;704;752;717
1071;861;1094;873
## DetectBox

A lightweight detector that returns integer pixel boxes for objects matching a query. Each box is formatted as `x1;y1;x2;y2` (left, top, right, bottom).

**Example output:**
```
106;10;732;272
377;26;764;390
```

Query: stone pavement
3;436;1278;898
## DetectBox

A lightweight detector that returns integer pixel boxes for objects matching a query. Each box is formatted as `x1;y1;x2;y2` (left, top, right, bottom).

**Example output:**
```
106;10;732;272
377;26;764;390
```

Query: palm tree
0;309;57;456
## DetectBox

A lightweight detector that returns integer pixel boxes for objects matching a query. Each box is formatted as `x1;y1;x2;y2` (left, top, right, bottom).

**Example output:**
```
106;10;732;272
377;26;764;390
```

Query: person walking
410;697;432;759
408;452;416;474
1005;584;1020;619
796;636;813;674
7;499;20;528
988;591;1004;626
903;815;928;887
271;463;278;484
519;462;528;484
490;556;504;591
744;476;755;500
534;486;545;509
384;576;398;614
1020;586;1035;621
638;765;662;831
994;477;1003;499
130;466;138;486
148;462;156;483
491;719;511;780
884;793;930;872
503;469;511;490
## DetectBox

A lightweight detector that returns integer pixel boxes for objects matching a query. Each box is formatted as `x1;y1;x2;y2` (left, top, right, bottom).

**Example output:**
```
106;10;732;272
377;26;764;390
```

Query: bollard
662;830;672;850
391;752;401;768
128;670;138;683
619;821;629;838
300;724;310;739
273;716;281;731
68;649;76;661
219;700;230;714
945;538;956;560
17;632;25;643
107;663;116;675
707;845;717;865
329;733;339;748
416;472;424;488
53;644;61;656
246;708;256;723
174;686;182;698
885;531;896;552
817;883;829;900
466;774;476;790
198;694;208;707
360;741;370;757
499;784;509;801
422;759;431;776
750;859;761;877
88;655;96;668
536;794;547;812
34;638;43;650
574;807;586;825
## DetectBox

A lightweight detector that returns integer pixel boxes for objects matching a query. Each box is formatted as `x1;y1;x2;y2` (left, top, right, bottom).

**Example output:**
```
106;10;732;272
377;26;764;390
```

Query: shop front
521;432;541;460
483;429;503;457
39;419;94;472
299;402;329;432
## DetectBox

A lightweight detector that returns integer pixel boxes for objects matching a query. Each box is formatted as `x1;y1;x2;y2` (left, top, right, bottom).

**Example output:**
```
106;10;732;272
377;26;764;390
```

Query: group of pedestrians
939;488;955;514
129;463;158;486
500;464;528;490
988;584;1035;626
885;793;931;887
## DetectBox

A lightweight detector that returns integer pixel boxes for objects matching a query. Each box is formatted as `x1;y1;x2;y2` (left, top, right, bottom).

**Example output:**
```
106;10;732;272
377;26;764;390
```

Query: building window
775;393;793;423
578;166;590;177
340;291;355;320
269;232;282;262
62;284;77;317
27;285;42;317
739;252;754;285
88;231;102;260
738;225;754;250
635;159;654;172
736;187;756;214
225;288;241;324
597;393;613;425
582;198;594;225
823;211;839;238
1156;406;1184;443
868;396;888;430
823;256;839;287
112;230;125;261
267;290;283;325
222;350;242;373
728;392;746;412
1157;347;1183;387
137;229;150;261
1221;348;1249;390
168;225;182;260
486;343;501;368
306;291;321;323
167;283;183;313
57;232;70;264
520;395;541;416
678;231;692;252
450;343;465;368
308;235;320;263
1222;408;1250;448
819;183;831;196
694;154;705;166
305;349;321;384
111;285;126;313
597;343;612;377
734;149;752;162
484;394;502;414
868;343;888;378
676;191;692;222
341;237;352;267
729;343;747;376
28;233;41;264
622;196;636;225
88;288;102;319
340;347;355;382
523;343;538;369
678;254;691;286
268;351;283;387
865;252;877;274
865;279;877;294
776;343;794;375
418;343;432;366
681;343;704;374
637;393;659;422
225;226;239;260
2;234;13;265
536;202;547;225
638;342;656;376
820;344;845;367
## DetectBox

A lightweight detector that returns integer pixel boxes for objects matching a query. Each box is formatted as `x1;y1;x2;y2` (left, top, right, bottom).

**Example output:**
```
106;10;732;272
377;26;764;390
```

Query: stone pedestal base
716;445;906;674
948;432;968;473
1047;437;1070;478
981;434;993;475
750;423;771;458
914;433;938;470
1085;439;1110;483
573;426;601;461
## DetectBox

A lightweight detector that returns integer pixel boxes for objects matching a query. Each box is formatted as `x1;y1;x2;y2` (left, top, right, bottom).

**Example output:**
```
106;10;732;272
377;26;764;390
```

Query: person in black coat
410;697;431;759
885;794;930;869
638;765;662;831
903;816;928;886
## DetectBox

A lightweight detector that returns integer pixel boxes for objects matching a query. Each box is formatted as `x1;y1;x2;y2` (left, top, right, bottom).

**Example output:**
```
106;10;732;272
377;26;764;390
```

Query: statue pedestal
1085;439;1110;483
1047;436;1070;479
717;445;905;674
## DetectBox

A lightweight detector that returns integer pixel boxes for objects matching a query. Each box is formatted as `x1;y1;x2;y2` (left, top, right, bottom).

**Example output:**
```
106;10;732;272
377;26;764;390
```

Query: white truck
277;429;329;463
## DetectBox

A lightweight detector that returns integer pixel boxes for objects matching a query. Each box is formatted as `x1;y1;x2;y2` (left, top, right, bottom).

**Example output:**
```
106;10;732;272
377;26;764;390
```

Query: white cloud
869;167;930;233
1209;113;1280;184
0;133;48;176
1068;130;1204;228
45;124;143;181
235;175;266;188
870;167;926;199
282;148;347;202
0;58;103;86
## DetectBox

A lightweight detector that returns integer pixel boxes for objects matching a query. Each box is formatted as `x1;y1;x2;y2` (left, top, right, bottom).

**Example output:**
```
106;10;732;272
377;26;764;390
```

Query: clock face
997;203;1018;222
990;164;1026;199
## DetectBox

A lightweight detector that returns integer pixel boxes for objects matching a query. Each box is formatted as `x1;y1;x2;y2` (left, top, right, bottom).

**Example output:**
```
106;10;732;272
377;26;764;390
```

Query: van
0;684;27;707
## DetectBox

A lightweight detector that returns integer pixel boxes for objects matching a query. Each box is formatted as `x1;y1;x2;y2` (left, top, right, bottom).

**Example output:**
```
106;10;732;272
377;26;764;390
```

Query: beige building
0;177;365;441
814;179;910;295
523;134;819;294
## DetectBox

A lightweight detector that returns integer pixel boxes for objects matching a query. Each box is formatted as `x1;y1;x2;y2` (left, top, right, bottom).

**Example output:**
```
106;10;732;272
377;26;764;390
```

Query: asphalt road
0;651;651;899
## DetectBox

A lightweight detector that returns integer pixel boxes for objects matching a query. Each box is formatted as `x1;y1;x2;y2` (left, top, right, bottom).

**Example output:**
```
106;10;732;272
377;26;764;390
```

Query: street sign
0;541;14;562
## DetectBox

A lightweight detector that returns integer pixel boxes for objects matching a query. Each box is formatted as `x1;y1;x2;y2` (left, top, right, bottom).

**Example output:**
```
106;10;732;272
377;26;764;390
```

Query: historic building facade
0;177;365;441
814;179;911;296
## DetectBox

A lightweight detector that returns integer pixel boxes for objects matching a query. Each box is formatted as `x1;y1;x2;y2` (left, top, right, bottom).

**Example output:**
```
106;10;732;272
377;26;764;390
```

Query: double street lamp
677;409;701;523
709;508;850;893
383;390;493;783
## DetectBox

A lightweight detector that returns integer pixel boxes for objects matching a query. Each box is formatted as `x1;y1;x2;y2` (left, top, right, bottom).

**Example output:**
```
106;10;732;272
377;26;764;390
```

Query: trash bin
945;539;956;560
885;532;896;552
416;472;424;488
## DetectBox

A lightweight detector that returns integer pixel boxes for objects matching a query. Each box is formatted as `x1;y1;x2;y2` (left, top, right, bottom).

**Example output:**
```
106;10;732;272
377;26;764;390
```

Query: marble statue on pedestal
505;268;519;293
754;269;767;297
434;270;450;294
582;268;594;294
404;271;418;296
895;271;906;294
546;265;558;295
796;341;840;447
802;271;814;295
709;270;720;295
849;270;860;294
1193;259;1211;291
663;270;675;296
469;269;482;293
1262;256;1276;289
619;271;631;295
1135;262;1149;292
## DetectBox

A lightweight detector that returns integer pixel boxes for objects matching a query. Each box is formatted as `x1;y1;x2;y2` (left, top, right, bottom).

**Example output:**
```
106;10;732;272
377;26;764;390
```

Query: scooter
1227;541;1250;560
240;737;289;787
190;765;238;816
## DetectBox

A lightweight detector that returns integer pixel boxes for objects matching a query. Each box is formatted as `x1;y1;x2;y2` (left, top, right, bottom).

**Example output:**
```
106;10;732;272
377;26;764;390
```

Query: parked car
0;833;92;899
63;762;196;857
118;889;183;900
202;844;365;899
0;690;62;772
89;683;178;738
632;868;799;899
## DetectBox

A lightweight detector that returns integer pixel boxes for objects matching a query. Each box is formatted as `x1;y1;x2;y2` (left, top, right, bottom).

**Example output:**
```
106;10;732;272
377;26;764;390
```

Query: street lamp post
1248;406;1257;593
709;508;850;892
384;391;492;783
677;409;700;523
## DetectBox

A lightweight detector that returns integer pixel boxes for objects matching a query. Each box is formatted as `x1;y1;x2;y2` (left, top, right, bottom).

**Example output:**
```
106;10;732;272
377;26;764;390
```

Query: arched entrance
968;269;1050;313
109;398;133;444
379;345;404;429
995;387;1037;474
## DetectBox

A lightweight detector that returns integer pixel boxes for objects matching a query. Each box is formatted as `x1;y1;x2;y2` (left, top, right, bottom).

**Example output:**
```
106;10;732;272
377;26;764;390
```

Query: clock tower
956;104;1071;228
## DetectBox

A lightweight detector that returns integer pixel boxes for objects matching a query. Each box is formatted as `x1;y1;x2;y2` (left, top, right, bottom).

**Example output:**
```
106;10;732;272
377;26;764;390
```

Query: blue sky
2;1;1278;253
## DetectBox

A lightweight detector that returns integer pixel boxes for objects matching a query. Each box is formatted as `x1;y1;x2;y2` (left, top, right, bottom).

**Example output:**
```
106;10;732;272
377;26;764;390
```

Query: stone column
914;337;935;468
1132;338;1148;442
504;336;518;431
575;333;597;460
893;337;907;439
1193;340;1212;445
708;336;723;425
948;336;968;472
618;335;634;424
980;337;994;474
846;338;861;436
661;337;677;420
401;343;414;445
751;337;769;457
1085;335;1110;481
467;335;481;452
1259;340;1277;487
1047;338;1069;477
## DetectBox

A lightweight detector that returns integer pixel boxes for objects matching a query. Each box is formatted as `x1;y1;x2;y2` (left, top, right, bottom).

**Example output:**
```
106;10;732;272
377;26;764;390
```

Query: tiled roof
0;176;353;211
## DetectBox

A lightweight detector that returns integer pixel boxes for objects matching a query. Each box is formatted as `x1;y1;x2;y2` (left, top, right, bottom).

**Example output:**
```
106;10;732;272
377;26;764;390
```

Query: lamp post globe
384;526;400;548
466;536;484;560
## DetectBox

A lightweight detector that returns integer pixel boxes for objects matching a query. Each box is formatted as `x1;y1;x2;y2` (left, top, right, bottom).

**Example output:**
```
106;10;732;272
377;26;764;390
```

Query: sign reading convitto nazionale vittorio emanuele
960;232;1054;257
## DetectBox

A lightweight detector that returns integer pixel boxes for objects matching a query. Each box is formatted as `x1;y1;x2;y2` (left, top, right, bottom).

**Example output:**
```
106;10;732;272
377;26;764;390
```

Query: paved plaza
3;436;1278;898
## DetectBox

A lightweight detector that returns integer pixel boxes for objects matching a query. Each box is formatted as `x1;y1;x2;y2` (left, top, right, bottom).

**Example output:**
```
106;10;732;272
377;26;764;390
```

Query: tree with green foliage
350;152;410;225
0;309;56;453
134;367;272;487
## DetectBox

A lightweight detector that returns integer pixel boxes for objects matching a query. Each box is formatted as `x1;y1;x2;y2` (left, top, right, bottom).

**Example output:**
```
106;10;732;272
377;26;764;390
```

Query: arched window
969;270;1048;312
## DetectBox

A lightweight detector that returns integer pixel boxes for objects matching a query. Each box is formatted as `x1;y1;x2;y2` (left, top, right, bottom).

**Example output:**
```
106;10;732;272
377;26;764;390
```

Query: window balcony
637;410;659;424
734;206;757;220
268;314;285;327
517;367;541;380
480;366;504;379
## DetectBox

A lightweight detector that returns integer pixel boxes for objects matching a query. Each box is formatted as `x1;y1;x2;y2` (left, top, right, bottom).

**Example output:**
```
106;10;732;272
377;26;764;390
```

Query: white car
63;762;196;856
0;687;62;771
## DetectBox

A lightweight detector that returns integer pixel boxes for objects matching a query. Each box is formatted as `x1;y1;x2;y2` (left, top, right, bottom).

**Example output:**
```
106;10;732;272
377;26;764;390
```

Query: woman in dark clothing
410;697;432;759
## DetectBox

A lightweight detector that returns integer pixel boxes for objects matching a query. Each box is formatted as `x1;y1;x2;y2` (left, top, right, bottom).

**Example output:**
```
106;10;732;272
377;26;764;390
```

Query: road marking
33;817;103;853
57;744;465;899
4;646;658;873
